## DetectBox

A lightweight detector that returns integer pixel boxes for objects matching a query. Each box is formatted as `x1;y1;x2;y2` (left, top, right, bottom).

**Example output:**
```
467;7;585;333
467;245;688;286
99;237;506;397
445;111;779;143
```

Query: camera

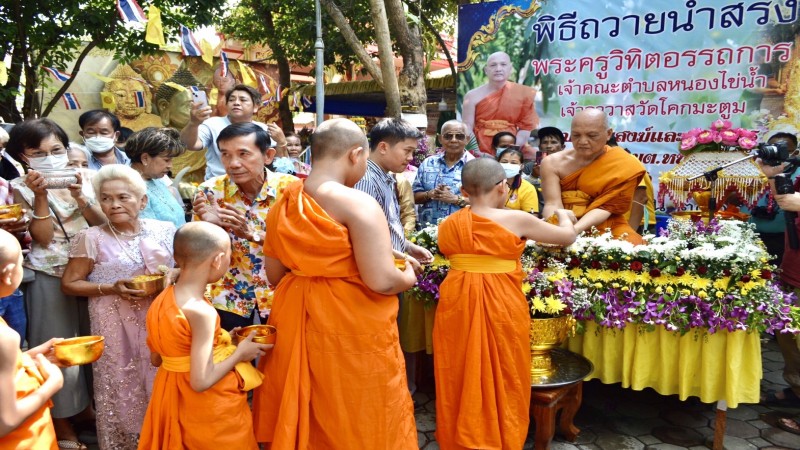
757;141;791;166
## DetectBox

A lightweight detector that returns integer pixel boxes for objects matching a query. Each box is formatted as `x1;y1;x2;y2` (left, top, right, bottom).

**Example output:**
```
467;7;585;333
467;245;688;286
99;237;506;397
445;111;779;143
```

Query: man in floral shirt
193;123;297;330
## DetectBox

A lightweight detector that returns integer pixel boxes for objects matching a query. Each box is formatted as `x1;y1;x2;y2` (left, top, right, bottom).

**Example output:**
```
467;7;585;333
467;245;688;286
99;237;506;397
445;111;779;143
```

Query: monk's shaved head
311;119;368;161
0;229;21;268
462;158;506;195
572;108;609;131
487;51;511;64
173;222;230;266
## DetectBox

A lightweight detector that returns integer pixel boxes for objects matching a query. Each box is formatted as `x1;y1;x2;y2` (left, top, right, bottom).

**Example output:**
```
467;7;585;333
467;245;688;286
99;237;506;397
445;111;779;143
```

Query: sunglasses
442;133;466;141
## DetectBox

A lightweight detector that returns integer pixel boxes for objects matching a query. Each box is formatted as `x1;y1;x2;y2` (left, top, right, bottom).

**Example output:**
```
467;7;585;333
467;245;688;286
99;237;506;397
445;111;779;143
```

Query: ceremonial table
566;321;762;449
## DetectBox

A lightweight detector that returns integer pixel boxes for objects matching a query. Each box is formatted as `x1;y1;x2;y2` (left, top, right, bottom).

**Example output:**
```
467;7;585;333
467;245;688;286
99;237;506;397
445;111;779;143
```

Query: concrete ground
414;337;800;449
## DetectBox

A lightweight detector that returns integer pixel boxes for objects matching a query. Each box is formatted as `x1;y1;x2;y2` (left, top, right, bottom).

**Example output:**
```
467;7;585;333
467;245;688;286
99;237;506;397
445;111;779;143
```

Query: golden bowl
237;325;277;344
0;203;22;220
394;258;407;269
124;274;166;296
54;336;105;366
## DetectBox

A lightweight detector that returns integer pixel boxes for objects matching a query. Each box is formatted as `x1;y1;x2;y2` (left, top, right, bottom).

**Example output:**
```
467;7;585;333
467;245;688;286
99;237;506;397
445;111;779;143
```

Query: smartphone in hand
192;90;209;108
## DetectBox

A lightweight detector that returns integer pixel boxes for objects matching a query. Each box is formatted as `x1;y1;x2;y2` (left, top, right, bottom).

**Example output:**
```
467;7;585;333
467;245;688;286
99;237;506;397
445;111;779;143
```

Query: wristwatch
456;196;467;208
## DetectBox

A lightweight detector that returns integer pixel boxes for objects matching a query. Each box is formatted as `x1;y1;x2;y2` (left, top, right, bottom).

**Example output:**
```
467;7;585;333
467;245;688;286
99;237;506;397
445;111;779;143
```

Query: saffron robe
433;209;530;450
560;146;645;244
0;318;57;450
252;180;416;449
474;82;539;156
138;287;259;450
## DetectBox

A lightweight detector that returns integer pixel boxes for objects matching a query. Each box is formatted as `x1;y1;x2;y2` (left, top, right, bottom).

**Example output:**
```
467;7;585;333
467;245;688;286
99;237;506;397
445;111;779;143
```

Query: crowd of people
1;76;799;449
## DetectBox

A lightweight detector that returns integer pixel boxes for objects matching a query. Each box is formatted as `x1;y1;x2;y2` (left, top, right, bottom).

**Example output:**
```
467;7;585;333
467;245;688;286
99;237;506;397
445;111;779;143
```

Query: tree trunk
320;0;383;88
368;0;401;117
0;45;24;123
385;0;426;114
259;6;295;132
41;39;100;117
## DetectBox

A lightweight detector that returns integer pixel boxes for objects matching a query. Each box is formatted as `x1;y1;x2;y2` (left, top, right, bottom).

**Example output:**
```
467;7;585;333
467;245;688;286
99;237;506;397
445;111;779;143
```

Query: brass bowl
54;336;105;366
237;325;277;344
0;203;22;220
124;274;166;296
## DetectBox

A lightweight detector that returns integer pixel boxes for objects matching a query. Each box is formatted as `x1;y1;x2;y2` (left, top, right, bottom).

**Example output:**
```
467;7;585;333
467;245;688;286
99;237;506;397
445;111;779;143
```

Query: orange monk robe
474;82;539;156
138;287;259;450
561;145;646;244
252;180;416;449
433;209;531;450
0;318;57;450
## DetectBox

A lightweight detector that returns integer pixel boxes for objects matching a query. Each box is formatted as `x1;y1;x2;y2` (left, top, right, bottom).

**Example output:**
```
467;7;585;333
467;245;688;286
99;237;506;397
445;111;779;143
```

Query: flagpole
314;0;324;127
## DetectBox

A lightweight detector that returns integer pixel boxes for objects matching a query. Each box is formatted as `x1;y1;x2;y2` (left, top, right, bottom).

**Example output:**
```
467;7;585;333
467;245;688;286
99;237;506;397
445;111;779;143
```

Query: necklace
108;221;142;262
108;220;141;237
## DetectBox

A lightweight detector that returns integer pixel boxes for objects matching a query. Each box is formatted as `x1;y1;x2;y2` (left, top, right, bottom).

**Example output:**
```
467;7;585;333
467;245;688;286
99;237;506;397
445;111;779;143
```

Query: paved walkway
414;337;800;449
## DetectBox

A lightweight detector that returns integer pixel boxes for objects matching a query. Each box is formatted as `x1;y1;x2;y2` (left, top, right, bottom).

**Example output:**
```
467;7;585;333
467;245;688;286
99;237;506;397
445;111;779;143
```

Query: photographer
756;131;800;435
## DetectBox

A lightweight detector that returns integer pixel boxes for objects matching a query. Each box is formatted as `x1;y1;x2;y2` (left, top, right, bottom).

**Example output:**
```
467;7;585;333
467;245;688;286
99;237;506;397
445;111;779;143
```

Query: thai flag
301;95;313;109
116;0;146;23
258;74;270;96
274;85;282;102
220;51;230;78
179;25;202;57
134;91;146;107
62;93;81;110
43;66;71;82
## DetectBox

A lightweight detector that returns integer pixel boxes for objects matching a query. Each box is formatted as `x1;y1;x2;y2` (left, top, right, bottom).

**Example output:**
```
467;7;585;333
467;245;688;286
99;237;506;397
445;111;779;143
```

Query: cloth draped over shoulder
433;209;531;450
474;82;539;155
138;287;259;450
252;180;416;449
0;318;57;450
560;146;646;244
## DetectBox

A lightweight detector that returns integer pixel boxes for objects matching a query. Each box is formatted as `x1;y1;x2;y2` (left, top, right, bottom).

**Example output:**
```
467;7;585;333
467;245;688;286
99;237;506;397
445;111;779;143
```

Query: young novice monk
138;222;270;450
433;158;577;449
252;118;418;448
0;229;64;449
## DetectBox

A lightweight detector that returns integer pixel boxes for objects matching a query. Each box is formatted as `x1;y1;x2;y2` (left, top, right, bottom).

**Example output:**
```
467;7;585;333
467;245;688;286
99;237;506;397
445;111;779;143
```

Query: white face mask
27;153;69;171
500;162;521;179
84;136;116;154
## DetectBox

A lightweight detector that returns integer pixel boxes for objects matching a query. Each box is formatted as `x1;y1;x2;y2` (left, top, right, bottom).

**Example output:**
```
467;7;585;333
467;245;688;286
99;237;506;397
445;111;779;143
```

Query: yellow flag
237;60;256;87
200;39;214;67
163;81;188;92
209;87;218;107
100;92;116;112
145;6;166;47
88;72;115;83
0;61;7;86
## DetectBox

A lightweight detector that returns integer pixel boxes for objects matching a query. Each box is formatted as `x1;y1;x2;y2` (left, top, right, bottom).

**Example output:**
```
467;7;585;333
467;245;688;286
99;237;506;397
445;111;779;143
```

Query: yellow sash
160;329;264;391
561;190;593;218
477;119;512;136
449;254;516;273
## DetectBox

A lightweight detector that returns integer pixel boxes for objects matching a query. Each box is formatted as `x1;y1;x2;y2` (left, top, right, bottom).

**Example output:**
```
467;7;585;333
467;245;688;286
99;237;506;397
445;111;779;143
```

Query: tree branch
319;0;384;88
41;39;100;117
368;0;401;116
404;0;456;79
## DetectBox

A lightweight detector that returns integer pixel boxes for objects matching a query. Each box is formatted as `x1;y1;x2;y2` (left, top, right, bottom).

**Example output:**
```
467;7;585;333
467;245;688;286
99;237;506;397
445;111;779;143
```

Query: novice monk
138;222;269;450
252;118;419;449
0;229;64;449
434;158;576;449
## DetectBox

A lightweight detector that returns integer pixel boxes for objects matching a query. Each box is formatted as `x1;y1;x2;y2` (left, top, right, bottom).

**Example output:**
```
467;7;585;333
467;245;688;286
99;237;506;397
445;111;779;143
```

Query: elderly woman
125;127;187;227
61;164;175;449
412;120;474;226
497;146;539;215
6;118;104;449
192;122;296;330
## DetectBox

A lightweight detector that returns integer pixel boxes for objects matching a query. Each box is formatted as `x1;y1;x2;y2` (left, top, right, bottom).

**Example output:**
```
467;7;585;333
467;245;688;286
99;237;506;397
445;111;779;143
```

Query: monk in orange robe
0;230;62;449
139;222;269;450
252;118;418;449
541;110;645;244
462;52;539;156
433;158;576;449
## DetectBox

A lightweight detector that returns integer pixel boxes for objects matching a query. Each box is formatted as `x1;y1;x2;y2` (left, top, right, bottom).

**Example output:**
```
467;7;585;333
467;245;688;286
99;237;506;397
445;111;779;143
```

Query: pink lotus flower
679;136;697;151
738;136;757;150
719;129;740;146
696;130;719;144
711;119;732;131
683;128;704;137
737;128;758;140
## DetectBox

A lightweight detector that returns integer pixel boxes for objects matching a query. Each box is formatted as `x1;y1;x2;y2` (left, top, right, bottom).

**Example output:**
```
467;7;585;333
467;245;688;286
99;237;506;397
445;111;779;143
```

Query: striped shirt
355;159;406;252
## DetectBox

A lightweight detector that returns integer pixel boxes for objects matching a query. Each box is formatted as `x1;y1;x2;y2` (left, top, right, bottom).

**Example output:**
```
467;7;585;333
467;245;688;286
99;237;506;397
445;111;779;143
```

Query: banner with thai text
457;0;798;209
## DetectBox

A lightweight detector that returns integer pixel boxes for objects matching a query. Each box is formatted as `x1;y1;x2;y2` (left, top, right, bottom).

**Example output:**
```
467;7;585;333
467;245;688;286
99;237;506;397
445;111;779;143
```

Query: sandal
57;439;88;450
762;388;800;406
777;417;800;435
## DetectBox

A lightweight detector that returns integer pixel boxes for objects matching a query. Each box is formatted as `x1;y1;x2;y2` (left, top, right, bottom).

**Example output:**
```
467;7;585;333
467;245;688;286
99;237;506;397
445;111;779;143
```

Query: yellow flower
625;256;631;261
545;297;567;315
621;286;630;291
532;297;546;313
430;255;450;269
751;269;761;278
410;237;417;243
675;257;681;261
655;287;663;294
522;282;532;295
569;268;584;279
666;286;675;295
713;277;731;290
594;282;603;289
612;282;620;289
697;290;708;299
741;288;748;296
715;291;724;299
680;289;691;296
693;277;711;290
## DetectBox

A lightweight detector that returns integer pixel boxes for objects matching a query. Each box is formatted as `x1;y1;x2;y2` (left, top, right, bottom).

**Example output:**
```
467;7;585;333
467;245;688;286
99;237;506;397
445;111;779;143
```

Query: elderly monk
541;109;646;244
434;159;576;449
252;119;418;449
462;51;539;156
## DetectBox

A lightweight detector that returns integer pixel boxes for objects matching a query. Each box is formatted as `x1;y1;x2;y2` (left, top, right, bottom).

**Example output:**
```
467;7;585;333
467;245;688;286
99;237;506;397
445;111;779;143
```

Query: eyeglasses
443;133;466;141
23;147;67;158
495;178;506;185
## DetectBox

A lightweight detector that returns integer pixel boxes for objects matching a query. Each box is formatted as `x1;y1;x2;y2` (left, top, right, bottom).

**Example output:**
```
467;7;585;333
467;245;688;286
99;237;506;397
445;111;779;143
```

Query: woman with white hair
62;164;176;449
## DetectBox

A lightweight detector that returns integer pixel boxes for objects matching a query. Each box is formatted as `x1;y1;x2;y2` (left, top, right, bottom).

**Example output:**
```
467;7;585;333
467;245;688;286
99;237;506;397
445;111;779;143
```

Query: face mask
84;136;116;154
500;162;521;179
27;153;69;171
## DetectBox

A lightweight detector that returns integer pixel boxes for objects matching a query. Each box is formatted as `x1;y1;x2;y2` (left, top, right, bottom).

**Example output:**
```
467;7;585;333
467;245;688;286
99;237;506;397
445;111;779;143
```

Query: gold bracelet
31;212;52;220
98;284;104;296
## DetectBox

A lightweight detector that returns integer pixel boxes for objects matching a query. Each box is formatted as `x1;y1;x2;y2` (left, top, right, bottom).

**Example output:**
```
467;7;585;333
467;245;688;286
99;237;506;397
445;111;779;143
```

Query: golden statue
103;64;162;131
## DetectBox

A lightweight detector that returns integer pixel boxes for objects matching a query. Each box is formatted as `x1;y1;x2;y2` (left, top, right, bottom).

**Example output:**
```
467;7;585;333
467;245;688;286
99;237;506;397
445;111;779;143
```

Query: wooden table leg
532;401;557;450
558;382;582;441
712;400;727;450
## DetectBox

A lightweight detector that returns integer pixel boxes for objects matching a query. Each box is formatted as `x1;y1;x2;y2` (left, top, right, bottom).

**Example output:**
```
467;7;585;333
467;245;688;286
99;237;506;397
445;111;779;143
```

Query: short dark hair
5;118;69;163
769;132;798;147
78;109;121;131
225;84;261;105
124;127;187;163
368;118;422;151
118;127;134;144
491;131;516;149
537;126;565;145
496;147;524;162
216;122;271;154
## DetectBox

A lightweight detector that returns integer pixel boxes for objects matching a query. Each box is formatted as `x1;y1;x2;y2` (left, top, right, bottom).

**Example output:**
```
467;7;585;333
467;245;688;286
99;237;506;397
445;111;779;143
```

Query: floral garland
678;119;758;155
